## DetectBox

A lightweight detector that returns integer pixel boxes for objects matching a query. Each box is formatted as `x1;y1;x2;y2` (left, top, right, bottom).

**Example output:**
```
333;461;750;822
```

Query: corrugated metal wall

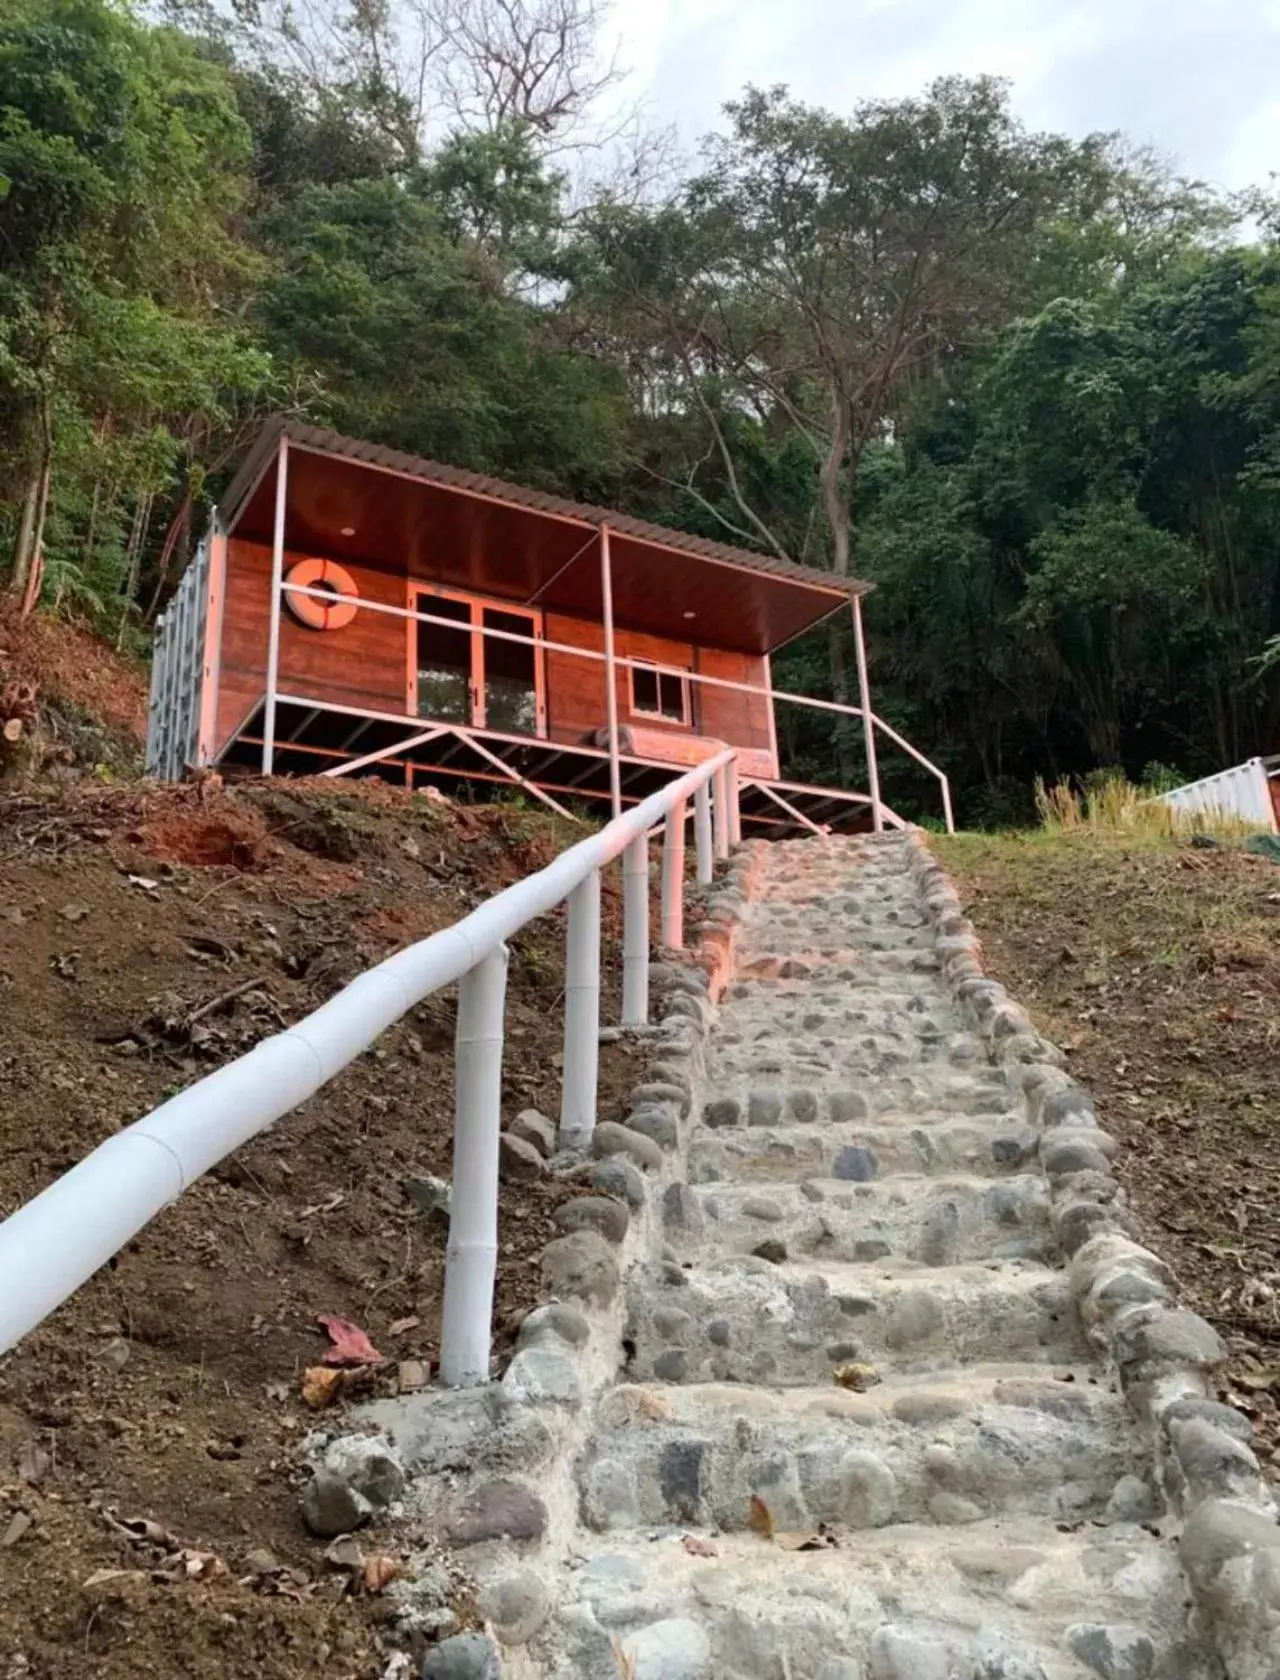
145;536;210;781
1157;758;1279;832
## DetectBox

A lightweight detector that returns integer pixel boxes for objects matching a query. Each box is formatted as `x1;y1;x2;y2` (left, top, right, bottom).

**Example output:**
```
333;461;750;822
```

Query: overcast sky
602;0;1280;193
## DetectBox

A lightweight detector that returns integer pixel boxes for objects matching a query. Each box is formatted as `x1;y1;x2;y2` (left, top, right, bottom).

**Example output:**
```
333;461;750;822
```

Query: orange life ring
285;557;359;631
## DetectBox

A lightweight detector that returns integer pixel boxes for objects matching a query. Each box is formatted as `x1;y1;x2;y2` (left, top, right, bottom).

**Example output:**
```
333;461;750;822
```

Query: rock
593;1156;647;1210
1161;1397;1253;1445
653;1349;690;1381
707;1319;731;1347
518;1302;591;1349
593;1121;664;1171
1042;1136;1113;1180
1112;1306;1226;1377
885;1290;943;1349
446;1480;547;1545
972;1630;1049;1679
653;1306;695;1342
631;1081;691;1118
828;1090;870;1122
581;1458;639;1530
499;1132;545;1182
751;1239;788;1263
742;1195;784;1221
510;1108;556;1157
620;1617;712;1680
501;1347;581;1407
838;1450;897;1528
404;1174;452;1218
300;1470;373;1537
658;1440;705;1522
815;1663;864;1680
1065;1623;1156;1680
991;1132;1037;1165
420;1633;501;1679
748;1092;782;1126
869;1625;961;1680
98;1336;131;1372
1168;1414;1264;1503
663;1182;705;1235
787;1089;818;1123
833;1146;878;1182
477;1568;550;1643
1040;1087;1095;1127
1179;1498;1280;1676
702;1098;741;1130
628;1108;679;1150
541;1230;619;1306
929;1492;986;1524
553;1196;629;1244
1105;1475;1160;1525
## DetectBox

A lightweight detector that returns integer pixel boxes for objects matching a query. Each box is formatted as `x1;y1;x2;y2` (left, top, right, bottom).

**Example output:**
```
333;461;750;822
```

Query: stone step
693;1072;1022;1128
546;1518;1209;1679
714;996;966;1036
666;1173;1054;1267
687;1116;1038;1185
577;1370;1149;1535
624;1257;1085;1386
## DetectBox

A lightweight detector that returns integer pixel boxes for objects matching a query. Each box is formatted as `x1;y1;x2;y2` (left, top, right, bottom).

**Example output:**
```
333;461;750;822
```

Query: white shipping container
1157;756;1279;832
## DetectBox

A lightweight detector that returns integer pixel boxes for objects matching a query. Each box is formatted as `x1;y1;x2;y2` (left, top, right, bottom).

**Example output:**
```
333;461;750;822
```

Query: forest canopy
3;0;1278;822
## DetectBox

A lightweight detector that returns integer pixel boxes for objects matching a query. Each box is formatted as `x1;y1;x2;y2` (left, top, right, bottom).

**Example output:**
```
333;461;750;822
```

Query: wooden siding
215;545;778;777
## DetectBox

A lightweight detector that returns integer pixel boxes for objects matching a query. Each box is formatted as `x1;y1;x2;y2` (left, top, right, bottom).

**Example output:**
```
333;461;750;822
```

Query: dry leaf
301;1366;345;1409
682;1535;719;1557
81;1568;135;1593
316;1314;384;1367
775;1530;838;1552
114;1515;181;1550
178;1548;225;1579
833;1362;881;1392
747;1494;774;1540
389;1316;421;1336
362;1555;398;1594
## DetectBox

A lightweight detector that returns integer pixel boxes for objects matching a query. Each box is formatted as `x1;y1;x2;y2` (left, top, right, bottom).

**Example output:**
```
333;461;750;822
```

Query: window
630;661;690;725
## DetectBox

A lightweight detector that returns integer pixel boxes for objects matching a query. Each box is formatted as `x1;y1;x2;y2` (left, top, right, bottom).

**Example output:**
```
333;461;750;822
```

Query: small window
631;662;690;725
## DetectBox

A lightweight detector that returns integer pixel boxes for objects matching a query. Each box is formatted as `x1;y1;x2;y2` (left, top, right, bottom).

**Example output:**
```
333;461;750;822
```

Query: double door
412;587;545;738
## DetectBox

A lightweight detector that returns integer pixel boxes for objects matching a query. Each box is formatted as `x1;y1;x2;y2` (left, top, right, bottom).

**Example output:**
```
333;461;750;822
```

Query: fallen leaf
301;1366;345;1410
316;1314;384;1367
81;1568;136;1594
389;1315;421;1337
362;1555;398;1594
324;1536;364;1573
112;1515;181;1550
177;1548;225;1579
127;875;160;892
300;1191;345;1218
833;1362;881;1392
747;1494;773;1540
775;1529;838;1552
682;1535;719;1557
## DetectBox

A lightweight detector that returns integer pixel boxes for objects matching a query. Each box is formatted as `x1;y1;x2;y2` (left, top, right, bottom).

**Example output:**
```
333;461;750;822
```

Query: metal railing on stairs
0;750;741;1385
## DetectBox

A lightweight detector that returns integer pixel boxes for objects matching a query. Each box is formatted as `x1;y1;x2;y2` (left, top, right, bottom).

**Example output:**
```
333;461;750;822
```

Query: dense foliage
2;0;1277;820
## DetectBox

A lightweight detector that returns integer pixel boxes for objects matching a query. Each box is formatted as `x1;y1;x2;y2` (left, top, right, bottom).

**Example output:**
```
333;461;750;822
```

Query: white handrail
0;749;740;1384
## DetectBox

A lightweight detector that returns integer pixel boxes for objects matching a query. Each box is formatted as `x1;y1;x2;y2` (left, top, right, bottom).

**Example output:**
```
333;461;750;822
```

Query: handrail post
599;526;622;820
713;763;730;859
726;756;741;847
661;798;686;949
621;835;649;1026
440;944;509;1388
941;775;955;834
262;436;289;775
560;870;601;1148
694;777;714;884
851;594;883;834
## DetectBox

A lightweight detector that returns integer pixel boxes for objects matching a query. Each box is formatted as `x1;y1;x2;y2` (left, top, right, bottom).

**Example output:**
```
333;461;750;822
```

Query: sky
601;0;1280;193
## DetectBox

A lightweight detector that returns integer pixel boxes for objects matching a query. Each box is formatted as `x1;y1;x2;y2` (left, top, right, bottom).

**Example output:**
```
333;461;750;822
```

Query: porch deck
217;693;899;836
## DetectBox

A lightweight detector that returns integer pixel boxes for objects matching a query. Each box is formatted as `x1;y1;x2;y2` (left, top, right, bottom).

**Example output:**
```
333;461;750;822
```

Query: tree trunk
8;471;39;597
17;400;54;619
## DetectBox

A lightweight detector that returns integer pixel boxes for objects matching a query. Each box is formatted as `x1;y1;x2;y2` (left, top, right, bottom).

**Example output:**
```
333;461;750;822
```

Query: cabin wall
215;541;778;778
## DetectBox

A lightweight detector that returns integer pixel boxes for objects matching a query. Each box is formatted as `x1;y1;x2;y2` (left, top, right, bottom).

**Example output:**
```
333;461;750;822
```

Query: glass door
412;590;545;738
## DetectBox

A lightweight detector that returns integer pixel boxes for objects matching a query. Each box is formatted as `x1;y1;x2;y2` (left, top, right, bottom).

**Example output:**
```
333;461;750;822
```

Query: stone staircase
323;833;1280;1680
531;834;1216;1680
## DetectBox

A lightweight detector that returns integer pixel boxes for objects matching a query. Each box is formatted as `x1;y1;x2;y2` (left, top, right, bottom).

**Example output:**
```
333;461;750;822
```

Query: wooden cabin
147;420;950;833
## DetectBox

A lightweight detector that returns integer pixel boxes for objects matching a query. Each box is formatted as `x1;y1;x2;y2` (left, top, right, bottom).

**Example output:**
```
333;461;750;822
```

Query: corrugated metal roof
219;418;868;600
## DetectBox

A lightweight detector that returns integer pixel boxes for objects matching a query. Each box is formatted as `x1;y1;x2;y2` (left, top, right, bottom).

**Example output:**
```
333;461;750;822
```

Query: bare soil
937;829;1280;1478
0;773;645;1679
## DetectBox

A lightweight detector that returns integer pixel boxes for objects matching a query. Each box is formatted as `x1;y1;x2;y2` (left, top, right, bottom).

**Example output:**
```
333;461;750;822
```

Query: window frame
628;658;692;728
407;583;546;738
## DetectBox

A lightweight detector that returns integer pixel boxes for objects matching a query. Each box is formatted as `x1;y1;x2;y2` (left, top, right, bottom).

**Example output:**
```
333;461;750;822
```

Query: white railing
0;750;739;1385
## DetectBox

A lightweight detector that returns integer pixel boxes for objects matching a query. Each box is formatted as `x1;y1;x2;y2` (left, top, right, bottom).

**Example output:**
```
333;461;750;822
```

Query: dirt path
936;829;1280;1478
0;777;644;1680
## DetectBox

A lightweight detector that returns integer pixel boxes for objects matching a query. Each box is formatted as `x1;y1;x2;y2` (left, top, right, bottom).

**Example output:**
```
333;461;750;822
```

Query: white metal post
851;594;883;834
694;777;714;884
439;945;509;1387
262;436;289;775
941;776;955;835
660;799;686;949
599;525;622;820
559;871;601;1148
713;763;730;859
726;756;742;846
621;835;649;1027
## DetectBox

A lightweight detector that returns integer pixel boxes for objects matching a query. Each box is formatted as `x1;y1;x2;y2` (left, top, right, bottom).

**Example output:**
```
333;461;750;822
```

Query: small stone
972;1630;1049;1680
404;1174;452;1218
1040;1086;1095;1127
787;1089;818;1123
707;1319;731;1347
593;1156;647;1210
653;1306;695;1342
631;1081;692;1118
1105;1474;1160;1525
244;1545;282;1578
751;1238;788;1263
828;1090;870;1122
477;1569;550;1643
581;1459;639;1530
499;1132;545;1182
870;1624;961;1680
1167;1415;1263;1501
663;1182;705;1235
420;1632;501;1680
742;1196;784;1221
398;1358;428;1392
1112;1307;1226;1376
1065;1623;1156;1680
322;1534;364;1572
593;1121;664;1171
1041;1136;1113;1180
701;1098;741;1130
747;1092;783;1126
833;1146;878;1182
501;1347;581;1407
838;1450;897;1528
653;1349;690;1381
929;1492;986;1524
991;1132;1036;1165
628;1109;679;1150
799;1181;826;1204
300;1470;373;1537
510;1108;556;1156
620;1617;712;1680
893;1393;970;1426
98;1337;131;1372
324;1436;405;1507
1161;1397;1253;1445
659;1440;705;1522
553;1196;629;1244
541;1231;619;1306
447;1480;547;1545
518;1301;591;1349
885;1290;943;1349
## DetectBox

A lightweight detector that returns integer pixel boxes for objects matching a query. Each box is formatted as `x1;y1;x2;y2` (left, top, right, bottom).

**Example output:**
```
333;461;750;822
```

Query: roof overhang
219;422;864;656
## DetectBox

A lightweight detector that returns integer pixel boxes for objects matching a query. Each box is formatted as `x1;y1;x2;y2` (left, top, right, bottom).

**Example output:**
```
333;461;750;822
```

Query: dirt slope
0;773;644;1680
938;829;1280;1477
